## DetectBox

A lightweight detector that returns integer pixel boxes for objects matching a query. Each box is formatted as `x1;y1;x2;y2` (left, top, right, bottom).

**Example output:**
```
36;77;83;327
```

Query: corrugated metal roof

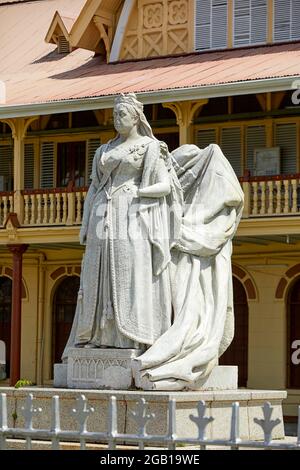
0;0;300;110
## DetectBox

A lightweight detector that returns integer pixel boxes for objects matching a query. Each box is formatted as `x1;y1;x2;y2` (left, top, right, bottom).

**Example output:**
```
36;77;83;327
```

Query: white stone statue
62;93;244;391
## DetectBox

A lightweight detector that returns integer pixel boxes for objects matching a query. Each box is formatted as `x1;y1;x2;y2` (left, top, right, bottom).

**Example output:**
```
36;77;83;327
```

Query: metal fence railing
0;393;299;450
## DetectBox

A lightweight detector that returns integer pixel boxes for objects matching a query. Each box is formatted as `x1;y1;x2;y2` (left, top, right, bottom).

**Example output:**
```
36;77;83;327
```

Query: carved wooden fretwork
121;0;191;60
93;15;113;61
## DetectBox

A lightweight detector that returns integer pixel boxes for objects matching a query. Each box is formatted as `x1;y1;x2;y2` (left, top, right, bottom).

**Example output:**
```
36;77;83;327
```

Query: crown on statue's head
114;93;144;114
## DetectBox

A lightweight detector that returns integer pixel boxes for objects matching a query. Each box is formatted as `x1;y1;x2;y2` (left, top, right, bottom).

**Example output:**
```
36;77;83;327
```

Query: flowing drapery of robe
133;144;244;390
62;139;182;360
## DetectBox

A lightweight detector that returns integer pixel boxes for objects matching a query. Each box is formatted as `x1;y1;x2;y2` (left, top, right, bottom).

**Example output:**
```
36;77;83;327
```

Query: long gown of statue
63;137;181;357
135;143;244;390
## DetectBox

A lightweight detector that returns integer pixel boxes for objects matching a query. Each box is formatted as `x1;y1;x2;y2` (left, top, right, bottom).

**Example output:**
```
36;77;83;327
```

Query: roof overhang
0;76;298;119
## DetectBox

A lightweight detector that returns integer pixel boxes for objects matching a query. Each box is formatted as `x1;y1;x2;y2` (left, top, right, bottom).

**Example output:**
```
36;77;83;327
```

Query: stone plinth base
0;387;287;441
55;348;142;390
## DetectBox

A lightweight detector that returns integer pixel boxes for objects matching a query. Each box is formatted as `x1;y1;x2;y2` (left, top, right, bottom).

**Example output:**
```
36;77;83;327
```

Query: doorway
0;276;12;377
52;276;80;367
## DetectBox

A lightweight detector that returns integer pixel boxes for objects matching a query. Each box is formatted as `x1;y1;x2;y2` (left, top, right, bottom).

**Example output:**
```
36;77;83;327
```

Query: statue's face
114;104;138;135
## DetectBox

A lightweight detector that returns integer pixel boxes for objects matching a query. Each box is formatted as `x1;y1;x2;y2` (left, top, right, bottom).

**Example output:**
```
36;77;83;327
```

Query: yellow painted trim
228;0;234;49
238;217;300;237
0;226;81;245
137;0;143;58
268;0;274;43
265;119;273;147
241;124;246;174
188;0;195;51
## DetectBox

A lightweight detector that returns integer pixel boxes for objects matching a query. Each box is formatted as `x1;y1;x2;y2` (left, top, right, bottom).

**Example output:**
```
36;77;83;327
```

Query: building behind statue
0;0;299;418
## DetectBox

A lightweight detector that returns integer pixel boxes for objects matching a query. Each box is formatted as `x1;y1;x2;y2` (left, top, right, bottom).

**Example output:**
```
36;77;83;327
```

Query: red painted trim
7;244;28;386
244;278;256;300
275;278;288;299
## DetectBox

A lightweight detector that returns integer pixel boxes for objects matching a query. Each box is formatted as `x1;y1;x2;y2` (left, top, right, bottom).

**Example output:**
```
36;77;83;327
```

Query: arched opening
0;276;12;377
52;276;79;368
220;277;249;387
287;277;300;388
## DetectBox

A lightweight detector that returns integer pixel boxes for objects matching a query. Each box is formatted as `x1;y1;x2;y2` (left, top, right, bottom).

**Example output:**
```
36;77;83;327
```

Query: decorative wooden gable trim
69;0;123;61
45;11;75;54
120;0;194;61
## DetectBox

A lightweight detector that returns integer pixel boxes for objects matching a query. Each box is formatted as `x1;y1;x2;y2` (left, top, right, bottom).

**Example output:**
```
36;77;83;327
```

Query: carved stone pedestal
54;348;142;390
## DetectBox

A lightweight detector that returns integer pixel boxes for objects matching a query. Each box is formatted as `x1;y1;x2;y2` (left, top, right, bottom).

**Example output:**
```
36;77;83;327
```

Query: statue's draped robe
62;139;181;359
134;144;244;390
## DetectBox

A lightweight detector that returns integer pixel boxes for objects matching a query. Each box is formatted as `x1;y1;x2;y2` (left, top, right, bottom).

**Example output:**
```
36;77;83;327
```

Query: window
246;125;266;175
195;0;228;51
275;123;297;174
57;142;86;188
274;0;300;42
221;127;242;176
234;0;268;46
52;276;80;368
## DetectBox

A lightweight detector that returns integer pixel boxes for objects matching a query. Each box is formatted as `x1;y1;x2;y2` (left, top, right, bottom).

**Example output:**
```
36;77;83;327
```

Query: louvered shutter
87;139;101;183
195;0;227;51
234;0;267;46
0;144;13;190
246;126;266;175
274;0;291;41
196;129;217;149
275;123;297;175
212;0;228;48
274;0;300;41
58;36;70;54
40;142;55;188
220;127;242;176
24;143;34;189
251;0;268;43
292;0;300;40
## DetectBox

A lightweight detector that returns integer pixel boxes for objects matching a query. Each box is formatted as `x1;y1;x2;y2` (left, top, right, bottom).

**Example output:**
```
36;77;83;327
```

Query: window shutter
196;128;217;149
24;143;34;190
87;139;101;182
0;144;13;191
58;35;70;54
220;127;242;176
246;125;266;175
234;0;251;46
274;0;300;42
40;142;55;189
211;0;228;49
251;0;268;44
292;0;300;40
234;0;267;46
275;123;297;175
195;0;227;51
274;0;291;41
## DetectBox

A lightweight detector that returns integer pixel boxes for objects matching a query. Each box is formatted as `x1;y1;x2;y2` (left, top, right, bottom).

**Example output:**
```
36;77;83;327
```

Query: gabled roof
69;0;123;52
45;11;76;45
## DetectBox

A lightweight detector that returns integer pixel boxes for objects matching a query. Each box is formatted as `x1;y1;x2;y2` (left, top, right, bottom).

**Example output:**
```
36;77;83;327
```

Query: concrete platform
0;387;287;441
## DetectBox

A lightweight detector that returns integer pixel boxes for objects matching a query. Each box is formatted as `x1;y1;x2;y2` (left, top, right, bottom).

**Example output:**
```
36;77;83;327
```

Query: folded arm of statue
138;156;171;198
